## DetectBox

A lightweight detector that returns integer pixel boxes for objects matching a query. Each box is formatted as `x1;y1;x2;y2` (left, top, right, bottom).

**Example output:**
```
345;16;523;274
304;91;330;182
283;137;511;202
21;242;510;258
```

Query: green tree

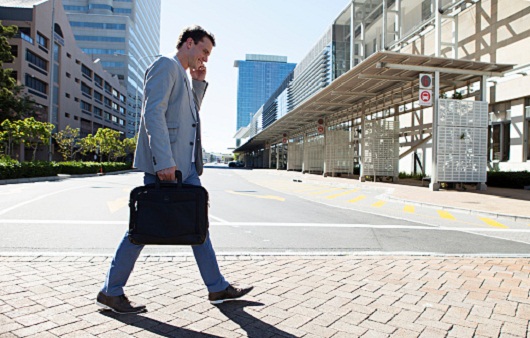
0;21;35;121
19;117;54;161
80;128;124;162
122;135;137;162
0;119;23;157
53;125;82;161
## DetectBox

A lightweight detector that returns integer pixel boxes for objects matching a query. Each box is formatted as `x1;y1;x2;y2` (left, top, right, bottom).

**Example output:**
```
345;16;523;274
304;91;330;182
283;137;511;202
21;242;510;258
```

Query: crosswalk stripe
325;189;359;199
479;217;508;229
437;210;456;220
348;195;366;203
371;200;386;208
403;205;415;213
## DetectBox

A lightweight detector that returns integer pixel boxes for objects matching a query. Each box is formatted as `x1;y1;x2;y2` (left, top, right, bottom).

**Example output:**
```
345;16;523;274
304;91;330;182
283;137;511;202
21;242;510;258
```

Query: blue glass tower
234;55;296;131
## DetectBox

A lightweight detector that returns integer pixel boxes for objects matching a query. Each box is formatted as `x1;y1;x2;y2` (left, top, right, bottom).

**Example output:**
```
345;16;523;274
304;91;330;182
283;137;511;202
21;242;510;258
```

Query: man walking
96;26;253;314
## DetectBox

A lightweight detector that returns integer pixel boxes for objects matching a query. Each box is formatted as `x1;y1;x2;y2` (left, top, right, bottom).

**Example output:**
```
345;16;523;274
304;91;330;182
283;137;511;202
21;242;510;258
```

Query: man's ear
187;37;194;48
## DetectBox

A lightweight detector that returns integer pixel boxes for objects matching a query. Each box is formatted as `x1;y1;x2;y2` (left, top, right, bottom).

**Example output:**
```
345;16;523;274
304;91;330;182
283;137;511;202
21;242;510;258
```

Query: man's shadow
100;300;296;338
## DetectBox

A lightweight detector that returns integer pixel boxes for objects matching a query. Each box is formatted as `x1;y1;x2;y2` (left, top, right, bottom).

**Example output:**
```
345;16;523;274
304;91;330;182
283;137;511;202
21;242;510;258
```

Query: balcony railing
15;32;34;44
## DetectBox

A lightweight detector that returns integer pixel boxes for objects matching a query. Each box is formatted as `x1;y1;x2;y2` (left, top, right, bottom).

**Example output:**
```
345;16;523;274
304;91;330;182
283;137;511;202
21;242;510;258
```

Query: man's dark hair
176;25;216;49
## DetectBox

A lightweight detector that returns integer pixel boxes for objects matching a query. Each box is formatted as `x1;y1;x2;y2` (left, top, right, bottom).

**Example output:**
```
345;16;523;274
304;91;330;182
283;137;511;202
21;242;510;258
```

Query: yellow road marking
326;189;359;199
403;205;415;213
107;196;129;213
437;210;456;220
348;195;366;203
479;217;508;229
371;200;386;208
308;188;343;195
226;190;285;201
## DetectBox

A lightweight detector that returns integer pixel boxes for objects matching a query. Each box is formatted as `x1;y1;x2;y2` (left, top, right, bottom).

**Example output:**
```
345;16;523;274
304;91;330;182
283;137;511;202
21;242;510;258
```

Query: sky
159;0;351;154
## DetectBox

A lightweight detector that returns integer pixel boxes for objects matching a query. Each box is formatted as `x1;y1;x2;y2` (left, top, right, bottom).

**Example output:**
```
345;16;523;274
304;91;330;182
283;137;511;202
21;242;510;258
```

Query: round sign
317;125;325;134
420;74;432;88
421;91;431;102
282;137;287;144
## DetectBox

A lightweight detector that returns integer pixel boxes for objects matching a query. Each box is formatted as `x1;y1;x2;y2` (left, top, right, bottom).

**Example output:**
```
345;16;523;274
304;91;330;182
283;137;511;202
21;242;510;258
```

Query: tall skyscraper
234;54;296;131
62;0;161;138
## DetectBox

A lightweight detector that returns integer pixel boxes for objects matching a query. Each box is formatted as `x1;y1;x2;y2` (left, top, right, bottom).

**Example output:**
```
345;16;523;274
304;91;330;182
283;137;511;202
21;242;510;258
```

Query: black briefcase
128;170;209;245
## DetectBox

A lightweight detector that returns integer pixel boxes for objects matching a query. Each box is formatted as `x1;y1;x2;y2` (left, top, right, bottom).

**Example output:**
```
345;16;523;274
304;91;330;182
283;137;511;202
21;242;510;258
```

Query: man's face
188;37;213;71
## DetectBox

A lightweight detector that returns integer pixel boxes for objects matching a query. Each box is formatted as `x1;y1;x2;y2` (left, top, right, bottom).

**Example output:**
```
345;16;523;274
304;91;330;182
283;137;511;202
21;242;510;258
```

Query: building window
112;102;119;111
422;0;433;21
104;97;112;108
66;53;71;58
489;101;511;162
119;118;125;126
36;32;48;49
66;72;71;78
65;113;70;118
119;106;125;114
94;91;103;102
10;45;18;58
70;22;126;30
524;97;530;160
104;112;111;120
80;100;92;112
111;115;118;123
94;107;103;117
74;35;126;42
120;93;126;103
81;64;92;79
26;50;48;71
65;93;70;98
104;81;112;94
81;82;92;97
25;74;47;94
80;48;126;55
112;88;119;98
94;74;103;87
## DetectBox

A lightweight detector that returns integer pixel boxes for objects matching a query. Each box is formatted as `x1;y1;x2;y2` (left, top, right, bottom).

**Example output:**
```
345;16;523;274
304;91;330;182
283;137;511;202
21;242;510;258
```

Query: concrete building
236;0;530;189
234;54;296;146
1;0;128;160
62;0;161;138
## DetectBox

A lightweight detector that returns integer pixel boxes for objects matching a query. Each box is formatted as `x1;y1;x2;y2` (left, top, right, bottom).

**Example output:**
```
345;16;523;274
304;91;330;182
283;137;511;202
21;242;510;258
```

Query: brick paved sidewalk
0;255;529;337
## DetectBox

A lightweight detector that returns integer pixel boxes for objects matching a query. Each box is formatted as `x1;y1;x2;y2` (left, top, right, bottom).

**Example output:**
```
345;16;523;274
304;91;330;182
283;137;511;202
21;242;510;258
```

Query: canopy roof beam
378;62;504;77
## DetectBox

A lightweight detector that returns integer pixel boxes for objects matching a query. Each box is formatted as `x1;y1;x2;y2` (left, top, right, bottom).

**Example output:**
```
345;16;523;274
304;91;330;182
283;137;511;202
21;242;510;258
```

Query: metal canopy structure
235;51;513;153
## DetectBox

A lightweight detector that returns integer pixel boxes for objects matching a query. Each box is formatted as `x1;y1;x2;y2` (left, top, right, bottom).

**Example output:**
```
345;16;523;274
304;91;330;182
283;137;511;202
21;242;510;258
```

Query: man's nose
203;55;208;62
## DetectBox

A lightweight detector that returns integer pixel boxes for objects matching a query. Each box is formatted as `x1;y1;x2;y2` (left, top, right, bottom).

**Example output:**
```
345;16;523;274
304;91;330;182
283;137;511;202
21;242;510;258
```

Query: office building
236;0;530;183
1;0;128;160
62;0;161;138
234;54;296;133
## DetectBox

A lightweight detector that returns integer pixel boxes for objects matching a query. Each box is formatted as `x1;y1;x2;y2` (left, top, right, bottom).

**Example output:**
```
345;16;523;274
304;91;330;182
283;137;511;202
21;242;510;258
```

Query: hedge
0;159;132;180
487;171;530;189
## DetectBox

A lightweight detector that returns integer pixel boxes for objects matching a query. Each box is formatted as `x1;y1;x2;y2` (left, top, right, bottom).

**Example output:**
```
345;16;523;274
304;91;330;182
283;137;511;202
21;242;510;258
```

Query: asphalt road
1;168;529;255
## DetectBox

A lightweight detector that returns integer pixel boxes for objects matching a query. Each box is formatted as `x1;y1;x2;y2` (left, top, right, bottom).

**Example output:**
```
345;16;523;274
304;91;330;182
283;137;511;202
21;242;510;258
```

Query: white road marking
0;185;88;216
0;219;529;233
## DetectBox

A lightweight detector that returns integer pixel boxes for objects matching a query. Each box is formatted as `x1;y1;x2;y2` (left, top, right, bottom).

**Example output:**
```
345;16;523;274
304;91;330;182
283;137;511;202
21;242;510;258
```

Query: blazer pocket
167;122;180;143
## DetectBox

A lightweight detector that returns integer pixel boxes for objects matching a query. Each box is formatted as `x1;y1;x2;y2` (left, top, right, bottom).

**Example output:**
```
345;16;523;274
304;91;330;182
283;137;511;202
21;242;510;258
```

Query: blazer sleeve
142;57;178;172
192;79;208;110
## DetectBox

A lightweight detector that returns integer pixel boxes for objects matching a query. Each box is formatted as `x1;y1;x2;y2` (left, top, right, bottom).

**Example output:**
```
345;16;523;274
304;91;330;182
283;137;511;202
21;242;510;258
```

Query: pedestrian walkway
0;254;529;337
234;169;530;223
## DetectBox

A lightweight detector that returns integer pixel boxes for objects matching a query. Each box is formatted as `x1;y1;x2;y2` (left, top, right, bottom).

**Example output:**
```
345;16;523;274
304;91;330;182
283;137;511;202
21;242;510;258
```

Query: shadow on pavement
100;310;217;337
215;300;296;338
99;300;295;337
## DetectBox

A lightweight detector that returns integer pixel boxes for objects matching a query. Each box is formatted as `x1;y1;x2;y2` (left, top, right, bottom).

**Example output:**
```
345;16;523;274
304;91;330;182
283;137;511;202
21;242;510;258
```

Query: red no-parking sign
419;89;432;106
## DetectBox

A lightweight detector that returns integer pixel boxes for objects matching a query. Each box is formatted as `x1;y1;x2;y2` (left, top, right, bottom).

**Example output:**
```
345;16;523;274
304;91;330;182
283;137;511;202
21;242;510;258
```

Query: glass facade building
234;55;296;131
63;0;161;138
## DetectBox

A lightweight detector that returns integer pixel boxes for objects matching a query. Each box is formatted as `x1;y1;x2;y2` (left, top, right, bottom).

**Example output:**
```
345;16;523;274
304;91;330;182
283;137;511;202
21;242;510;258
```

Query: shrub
57;161;131;175
487;171;530;189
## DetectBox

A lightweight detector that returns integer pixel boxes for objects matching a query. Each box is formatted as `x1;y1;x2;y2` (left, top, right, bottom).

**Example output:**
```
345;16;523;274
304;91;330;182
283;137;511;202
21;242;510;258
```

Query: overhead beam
378;62;505;77
331;91;377;97
358;74;414;81
312;102;352;107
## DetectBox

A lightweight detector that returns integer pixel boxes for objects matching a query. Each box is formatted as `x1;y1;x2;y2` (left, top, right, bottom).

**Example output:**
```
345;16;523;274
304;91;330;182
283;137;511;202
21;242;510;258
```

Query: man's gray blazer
133;55;207;181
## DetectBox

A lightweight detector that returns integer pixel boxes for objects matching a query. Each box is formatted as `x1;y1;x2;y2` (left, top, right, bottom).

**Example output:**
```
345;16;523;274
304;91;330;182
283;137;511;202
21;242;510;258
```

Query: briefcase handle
155;170;183;189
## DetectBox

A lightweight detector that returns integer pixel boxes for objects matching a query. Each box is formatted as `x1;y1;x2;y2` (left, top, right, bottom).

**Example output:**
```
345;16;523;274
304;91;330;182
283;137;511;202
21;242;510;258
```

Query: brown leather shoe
208;284;253;304
96;292;146;314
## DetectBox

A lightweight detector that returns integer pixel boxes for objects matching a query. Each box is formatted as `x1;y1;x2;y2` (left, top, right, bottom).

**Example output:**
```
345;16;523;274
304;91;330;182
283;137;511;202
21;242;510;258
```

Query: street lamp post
114;53;161;137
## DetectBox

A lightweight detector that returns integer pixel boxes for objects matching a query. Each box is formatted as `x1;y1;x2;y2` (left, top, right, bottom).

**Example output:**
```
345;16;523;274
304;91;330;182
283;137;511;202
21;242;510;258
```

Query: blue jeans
101;163;228;296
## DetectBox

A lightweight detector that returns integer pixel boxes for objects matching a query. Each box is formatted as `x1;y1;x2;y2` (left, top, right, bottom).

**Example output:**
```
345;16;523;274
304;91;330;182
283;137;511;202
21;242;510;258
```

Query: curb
0;169;140;185
385;195;530;223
